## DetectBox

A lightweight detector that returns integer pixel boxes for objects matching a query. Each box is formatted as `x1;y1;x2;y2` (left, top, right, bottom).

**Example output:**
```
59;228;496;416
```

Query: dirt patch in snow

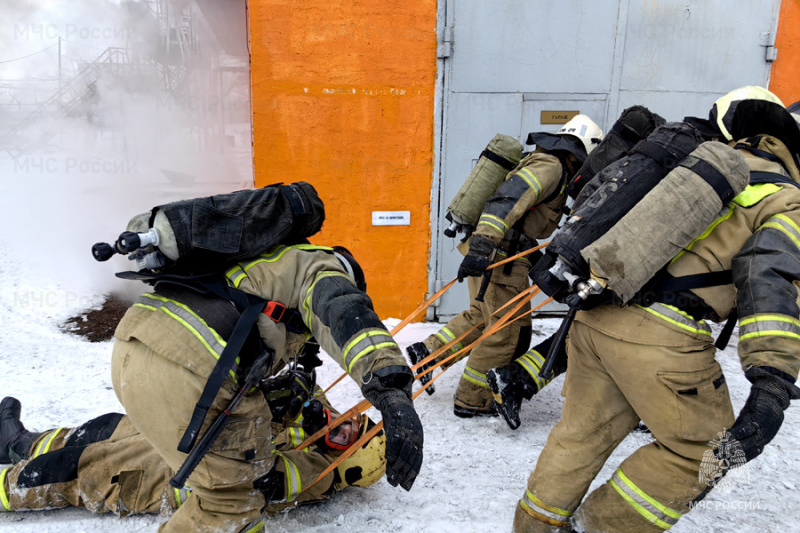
60;296;130;342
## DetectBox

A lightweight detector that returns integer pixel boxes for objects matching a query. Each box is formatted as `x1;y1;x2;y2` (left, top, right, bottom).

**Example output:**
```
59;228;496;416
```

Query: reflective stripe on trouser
0;416;172;514
515;348;552;391
29;428;66;459
453;266;532;410
519;489;573;527
111;334;273;533
520;311;734;533
607;469;681;529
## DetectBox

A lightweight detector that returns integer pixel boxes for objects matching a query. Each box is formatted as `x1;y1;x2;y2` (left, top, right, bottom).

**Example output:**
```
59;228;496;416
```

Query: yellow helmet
712;86;785;141
333;415;386;490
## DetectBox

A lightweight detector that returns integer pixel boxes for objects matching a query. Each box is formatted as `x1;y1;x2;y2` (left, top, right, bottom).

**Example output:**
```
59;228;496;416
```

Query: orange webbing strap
300;292;555;493
409;284;541;374
486;241;549;271
321;278;460;395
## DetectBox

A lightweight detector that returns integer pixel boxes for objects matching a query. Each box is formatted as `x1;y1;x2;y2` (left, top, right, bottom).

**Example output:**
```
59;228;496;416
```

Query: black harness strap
481;148;518;171
655;271;733;294
679;158;735;203
177;291;268;454
631;140;681;169
749;171;800;190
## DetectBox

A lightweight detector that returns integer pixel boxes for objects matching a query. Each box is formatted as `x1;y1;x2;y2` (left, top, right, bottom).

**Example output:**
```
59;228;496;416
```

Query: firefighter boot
487;362;540;430
0;397;42;464
406;342;436;395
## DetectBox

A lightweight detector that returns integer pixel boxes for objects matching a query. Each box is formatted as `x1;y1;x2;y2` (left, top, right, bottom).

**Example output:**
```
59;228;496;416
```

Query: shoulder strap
481;147;518;171
655;271;733;294
749;170;800;190
178;288;268;453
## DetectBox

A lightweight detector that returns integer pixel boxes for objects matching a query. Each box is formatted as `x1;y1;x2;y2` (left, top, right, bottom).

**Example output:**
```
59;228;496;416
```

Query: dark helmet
332;246;366;292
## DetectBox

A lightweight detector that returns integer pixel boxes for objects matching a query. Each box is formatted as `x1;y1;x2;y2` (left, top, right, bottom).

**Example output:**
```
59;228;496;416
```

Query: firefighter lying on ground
1;243;424;533
510;87;800;532
406;115;604;418
0;377;386;520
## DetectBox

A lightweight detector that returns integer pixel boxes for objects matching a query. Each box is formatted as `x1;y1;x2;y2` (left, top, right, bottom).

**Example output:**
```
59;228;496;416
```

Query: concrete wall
771;0;800;105
248;1;438;320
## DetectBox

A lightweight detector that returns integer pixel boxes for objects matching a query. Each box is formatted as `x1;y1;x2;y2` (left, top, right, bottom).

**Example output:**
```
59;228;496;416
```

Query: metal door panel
450;0;620;94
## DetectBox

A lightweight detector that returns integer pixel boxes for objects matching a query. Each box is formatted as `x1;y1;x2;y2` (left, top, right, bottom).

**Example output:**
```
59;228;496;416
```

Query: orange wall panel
771;0;800;105
248;1;438;319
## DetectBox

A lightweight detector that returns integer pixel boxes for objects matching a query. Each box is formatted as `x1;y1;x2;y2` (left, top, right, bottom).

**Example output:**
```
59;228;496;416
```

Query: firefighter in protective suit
407;115;603;417
0;391;386;519
513;86;800;532
0;243;423;533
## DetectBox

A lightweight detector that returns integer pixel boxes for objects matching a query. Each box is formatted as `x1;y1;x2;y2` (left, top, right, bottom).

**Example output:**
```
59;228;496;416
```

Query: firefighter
0;392;387;520
0;244;423;533
407;115;603;418
512;87;800;532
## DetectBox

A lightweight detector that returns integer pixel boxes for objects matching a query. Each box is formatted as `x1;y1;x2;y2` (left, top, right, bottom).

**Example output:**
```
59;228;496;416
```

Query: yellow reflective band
242;519;265;533
32;427;63;458
240;244;334;273
303;271;352;320
762;217;800;251
519;490;572;527
732;183;781;208
517;351;549;390
636;304;712;336
516;167;543;198
346;343;397;375
672;205;736;263
140;294;237;382
741;330;800;342
478;214;509;234
277;452;302;501
225;265;248;289
740;314;800;327
610;469;680;530
0;468;10;511
462;366;489;388
434;327;462;354
289;427;306;448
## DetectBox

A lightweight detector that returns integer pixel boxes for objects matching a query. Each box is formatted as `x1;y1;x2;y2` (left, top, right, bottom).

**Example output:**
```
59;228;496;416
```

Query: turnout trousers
513;305;736;532
424;259;532;411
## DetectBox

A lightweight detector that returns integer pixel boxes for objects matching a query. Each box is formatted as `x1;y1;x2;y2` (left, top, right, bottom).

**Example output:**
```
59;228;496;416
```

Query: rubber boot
406;342;435;395
0;397;43;464
487;363;539;430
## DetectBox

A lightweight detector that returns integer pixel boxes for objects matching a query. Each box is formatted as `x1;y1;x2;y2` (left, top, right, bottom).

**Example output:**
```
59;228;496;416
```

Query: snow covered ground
1;231;800;533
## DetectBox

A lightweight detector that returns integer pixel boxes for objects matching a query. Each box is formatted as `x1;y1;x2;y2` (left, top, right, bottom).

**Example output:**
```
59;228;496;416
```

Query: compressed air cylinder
581;141;749;303
446;133;523;228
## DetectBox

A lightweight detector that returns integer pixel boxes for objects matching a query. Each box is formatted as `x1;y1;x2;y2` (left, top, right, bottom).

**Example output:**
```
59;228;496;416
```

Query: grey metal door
431;0;781;320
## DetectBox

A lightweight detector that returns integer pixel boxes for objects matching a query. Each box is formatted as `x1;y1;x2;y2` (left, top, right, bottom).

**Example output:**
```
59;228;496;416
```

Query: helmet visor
324;410;361;450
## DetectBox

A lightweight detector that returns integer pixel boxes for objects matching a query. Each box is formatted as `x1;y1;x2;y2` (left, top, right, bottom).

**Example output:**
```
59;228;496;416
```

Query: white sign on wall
372;211;411;226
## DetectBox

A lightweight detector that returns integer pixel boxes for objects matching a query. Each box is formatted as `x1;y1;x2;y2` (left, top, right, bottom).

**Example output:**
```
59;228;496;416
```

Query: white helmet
526;114;604;161
557;114;604;156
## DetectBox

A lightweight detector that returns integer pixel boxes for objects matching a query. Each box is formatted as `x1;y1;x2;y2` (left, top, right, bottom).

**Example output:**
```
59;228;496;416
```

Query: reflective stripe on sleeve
610;469;681;530
302;271;354;322
434;327;463;354
636;303;712;336
289;427;307;449
740;314;800;342
462;366;489;388
275;451;302;501
515;167;544;199
240;519;265;533
0;468;10;510
515;349;551;391
761;214;800;251
477;213;509;235
31;428;64;459
343;329;397;374
519;489;572;527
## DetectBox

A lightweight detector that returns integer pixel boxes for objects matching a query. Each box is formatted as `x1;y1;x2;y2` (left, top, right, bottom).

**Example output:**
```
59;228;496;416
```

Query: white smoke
0;0;252;303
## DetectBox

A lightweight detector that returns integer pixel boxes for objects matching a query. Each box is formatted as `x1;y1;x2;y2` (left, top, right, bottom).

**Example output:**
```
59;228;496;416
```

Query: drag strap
715;308;739;350
177;292;267;454
481;148;518;171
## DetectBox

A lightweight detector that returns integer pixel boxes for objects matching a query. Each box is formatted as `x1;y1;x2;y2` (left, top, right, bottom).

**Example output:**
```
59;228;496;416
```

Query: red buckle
264;301;286;322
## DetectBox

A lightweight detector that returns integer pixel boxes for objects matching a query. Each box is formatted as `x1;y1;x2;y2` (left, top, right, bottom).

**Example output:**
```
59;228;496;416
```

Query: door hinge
438;25;453;59
760;31;778;63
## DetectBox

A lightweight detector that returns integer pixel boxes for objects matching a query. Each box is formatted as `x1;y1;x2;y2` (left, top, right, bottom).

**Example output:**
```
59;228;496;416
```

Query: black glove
361;366;423;490
261;369;316;420
254;466;285;505
718;366;800;463
458;235;495;282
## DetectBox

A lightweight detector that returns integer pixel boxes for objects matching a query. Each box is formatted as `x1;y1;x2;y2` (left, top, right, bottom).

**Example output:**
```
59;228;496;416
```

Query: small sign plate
541;110;579;124
372;211;411;226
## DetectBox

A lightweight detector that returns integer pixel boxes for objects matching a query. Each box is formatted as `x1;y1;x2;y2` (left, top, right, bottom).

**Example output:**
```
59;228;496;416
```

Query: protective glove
361;365;423;491
254;466;285;504
457;235;495;282
717;366;800;463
